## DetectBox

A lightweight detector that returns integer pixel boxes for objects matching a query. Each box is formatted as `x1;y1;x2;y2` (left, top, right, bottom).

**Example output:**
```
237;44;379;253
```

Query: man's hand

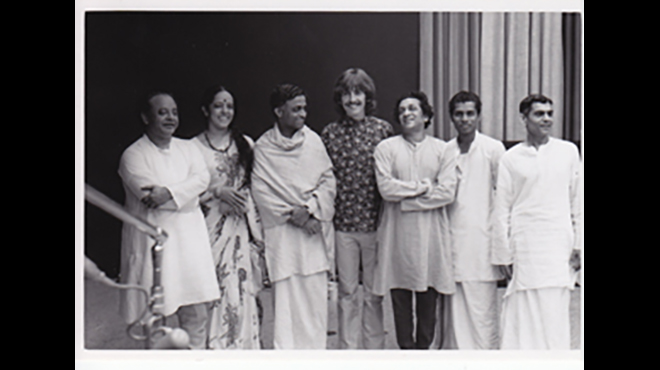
141;186;173;209
288;205;311;227
302;217;322;235
415;178;433;197
570;249;581;271
499;264;513;282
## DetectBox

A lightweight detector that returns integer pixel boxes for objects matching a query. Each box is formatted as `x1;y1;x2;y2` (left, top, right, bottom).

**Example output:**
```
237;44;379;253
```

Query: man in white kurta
491;94;581;350
118;93;220;349
439;92;506;350
373;92;457;349
251;84;336;349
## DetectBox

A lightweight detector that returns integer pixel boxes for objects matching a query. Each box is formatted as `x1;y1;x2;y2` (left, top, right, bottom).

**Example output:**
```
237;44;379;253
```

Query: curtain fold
420;13;481;140
563;13;582;145
420;12;580;144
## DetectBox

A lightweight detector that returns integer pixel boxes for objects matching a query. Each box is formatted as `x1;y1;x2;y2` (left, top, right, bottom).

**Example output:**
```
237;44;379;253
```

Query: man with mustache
321;68;393;349
251;83;337;349
491;94;582;349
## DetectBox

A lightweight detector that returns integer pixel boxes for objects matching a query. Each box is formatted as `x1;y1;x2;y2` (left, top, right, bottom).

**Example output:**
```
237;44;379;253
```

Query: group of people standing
116;67;581;351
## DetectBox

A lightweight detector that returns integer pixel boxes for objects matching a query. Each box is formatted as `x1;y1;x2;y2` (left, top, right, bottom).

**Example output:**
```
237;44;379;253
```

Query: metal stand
85;184;188;349
125;236;176;349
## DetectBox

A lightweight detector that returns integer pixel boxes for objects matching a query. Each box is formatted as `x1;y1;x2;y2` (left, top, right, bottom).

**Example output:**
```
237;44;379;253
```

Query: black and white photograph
75;1;583;368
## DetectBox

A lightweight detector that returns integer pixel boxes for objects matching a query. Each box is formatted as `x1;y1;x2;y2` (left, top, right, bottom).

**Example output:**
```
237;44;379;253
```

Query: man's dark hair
519;94;553;116
449;91;482;115
270;83;306;118
394;91;434;129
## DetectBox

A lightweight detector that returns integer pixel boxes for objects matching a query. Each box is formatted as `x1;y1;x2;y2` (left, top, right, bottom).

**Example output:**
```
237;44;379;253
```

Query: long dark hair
332;68;377;117
200;85;254;188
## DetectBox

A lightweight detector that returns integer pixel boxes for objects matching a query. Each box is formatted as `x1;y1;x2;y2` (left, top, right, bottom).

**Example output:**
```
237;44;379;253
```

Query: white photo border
75;1;584;369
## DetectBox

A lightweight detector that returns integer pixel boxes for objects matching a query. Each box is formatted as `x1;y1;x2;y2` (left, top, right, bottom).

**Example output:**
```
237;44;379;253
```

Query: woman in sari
193;85;266;349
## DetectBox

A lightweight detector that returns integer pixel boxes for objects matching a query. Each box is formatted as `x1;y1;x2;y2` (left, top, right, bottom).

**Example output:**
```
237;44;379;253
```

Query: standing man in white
491;94;581;349
251;83;337;349
441;91;506;350
118;92;220;349
373;91;457;350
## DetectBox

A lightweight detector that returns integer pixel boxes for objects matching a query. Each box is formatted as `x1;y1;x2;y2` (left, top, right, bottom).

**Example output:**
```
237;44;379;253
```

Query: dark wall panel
84;12;419;277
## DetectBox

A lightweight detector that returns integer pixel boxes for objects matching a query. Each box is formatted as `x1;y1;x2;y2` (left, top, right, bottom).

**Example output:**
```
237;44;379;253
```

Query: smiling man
491;94;582;349
321;68;393;350
372;91;458;350
439;91;506;350
118;92;220;349
251;83;337;349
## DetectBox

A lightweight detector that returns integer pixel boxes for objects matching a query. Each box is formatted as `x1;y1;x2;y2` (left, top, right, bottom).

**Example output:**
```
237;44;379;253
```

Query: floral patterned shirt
321;116;394;232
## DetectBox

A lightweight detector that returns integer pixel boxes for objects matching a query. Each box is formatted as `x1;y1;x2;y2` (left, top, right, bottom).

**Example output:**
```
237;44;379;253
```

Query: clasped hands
214;186;248;217
286;205;321;235
414;178;433;198
141;185;173;209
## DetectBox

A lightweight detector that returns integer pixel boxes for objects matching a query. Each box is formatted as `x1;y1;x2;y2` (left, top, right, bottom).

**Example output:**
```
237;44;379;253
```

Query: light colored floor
83;278;581;350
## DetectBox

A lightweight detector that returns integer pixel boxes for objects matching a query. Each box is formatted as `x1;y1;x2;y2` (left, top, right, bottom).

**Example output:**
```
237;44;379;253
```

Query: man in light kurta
373;91;457;350
491;94;581;350
118;92;220;349
439;91;506;350
251;84;336;349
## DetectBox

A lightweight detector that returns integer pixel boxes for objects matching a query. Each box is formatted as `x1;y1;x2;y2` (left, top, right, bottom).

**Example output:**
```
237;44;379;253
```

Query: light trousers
273;272;328;349
500;287;571;350
442;281;500;349
335;231;384;349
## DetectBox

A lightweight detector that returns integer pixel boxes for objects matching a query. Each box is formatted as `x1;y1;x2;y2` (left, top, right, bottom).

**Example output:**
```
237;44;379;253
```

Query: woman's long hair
200;85;254;188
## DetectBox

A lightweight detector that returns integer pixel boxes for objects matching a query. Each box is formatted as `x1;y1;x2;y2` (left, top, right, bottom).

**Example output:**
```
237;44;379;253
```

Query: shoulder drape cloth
251;125;336;283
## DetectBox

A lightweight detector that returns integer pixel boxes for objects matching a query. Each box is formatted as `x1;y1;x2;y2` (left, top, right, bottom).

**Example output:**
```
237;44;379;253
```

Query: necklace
204;132;232;153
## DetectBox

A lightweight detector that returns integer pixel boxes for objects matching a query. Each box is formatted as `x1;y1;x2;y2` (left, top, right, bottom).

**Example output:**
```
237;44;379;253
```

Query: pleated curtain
420;12;581;144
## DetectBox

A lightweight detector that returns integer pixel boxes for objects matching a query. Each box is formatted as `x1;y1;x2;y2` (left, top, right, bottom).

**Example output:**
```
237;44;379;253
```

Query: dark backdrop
84;12;420;278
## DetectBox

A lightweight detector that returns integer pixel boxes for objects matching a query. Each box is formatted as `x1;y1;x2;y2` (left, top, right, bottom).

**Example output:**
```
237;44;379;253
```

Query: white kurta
118;135;220;323
372;135;458;296
439;133;505;350
447;131;505;282
491;137;581;349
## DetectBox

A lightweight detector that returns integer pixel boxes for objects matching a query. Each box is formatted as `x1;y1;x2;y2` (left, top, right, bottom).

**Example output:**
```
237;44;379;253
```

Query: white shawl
251;124;336;281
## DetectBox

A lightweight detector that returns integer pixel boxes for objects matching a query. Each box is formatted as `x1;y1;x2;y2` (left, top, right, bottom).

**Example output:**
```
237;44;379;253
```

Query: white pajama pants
500;287;571;350
272;272;328;349
442;281;500;350
335;231;384;349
